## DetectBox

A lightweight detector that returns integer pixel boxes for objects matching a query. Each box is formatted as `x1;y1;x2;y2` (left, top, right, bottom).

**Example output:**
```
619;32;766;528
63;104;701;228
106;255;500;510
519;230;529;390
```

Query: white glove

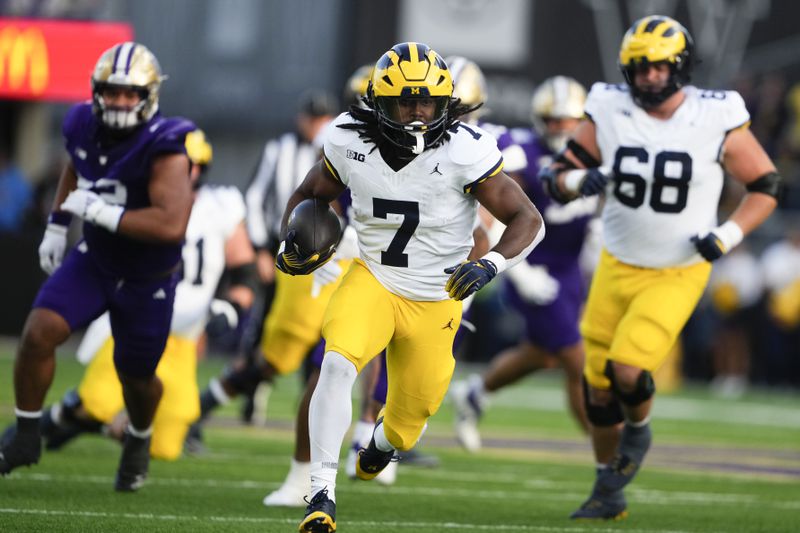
505;262;560;305
61;189;125;233
311;260;343;297
39;223;68;275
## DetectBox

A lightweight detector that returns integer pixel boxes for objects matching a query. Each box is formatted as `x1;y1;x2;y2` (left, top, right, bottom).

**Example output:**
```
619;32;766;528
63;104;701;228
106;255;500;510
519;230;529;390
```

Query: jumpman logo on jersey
430;163;442;175
442;318;454;330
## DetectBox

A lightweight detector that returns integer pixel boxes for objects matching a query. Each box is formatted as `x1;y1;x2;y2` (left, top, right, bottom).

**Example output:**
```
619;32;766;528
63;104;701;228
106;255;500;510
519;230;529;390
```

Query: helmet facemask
373;92;450;156
92;83;152;133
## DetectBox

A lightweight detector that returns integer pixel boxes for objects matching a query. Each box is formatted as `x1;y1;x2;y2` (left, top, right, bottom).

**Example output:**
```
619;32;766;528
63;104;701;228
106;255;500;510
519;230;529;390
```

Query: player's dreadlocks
339;97;483;155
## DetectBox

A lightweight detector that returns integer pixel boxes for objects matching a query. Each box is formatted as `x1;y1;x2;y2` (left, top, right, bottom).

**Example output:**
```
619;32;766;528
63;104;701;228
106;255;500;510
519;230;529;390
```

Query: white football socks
309;351;358;502
372;419;395;453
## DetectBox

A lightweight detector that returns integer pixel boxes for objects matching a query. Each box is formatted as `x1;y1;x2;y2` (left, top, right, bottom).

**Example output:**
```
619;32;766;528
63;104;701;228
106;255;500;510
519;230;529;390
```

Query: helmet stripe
408;42;419;62
642;17;668;33
113;42;135;75
124;43;137;74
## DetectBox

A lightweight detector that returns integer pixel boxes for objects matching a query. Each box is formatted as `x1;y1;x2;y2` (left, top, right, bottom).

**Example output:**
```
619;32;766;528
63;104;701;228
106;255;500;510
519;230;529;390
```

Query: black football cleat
298;488;336;532
183;422;206;456
114;431;151;492
570;489;628;520
396;448;440;468
0;431;41;476
40;408;82;451
355;434;396;481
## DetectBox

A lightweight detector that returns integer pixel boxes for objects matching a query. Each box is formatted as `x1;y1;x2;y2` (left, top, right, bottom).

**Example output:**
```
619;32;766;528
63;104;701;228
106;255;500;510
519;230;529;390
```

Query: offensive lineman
540;16;780;519
277;42;544;533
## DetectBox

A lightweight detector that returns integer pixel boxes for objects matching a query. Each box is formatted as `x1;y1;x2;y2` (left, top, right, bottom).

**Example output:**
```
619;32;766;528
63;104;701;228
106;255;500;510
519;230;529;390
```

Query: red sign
0;18;133;102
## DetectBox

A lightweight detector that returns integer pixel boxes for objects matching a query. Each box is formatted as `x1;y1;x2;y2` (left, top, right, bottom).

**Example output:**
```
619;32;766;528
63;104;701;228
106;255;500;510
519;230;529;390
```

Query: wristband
563;169;587;193
48;211;72;227
713;220;744;252
482;251;507;274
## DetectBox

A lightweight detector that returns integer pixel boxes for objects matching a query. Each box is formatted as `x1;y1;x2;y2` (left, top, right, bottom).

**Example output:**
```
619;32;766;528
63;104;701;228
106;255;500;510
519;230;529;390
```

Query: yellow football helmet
618;15;694;108
185;128;213;168
343;64;373;109
531;76;587;152
445;55;488;124
369;42;453;155
91;41;166;131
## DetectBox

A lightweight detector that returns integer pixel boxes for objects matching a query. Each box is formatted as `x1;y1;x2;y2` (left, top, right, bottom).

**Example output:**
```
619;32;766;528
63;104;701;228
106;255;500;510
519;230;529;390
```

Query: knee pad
582;378;624;427
604;362;655;407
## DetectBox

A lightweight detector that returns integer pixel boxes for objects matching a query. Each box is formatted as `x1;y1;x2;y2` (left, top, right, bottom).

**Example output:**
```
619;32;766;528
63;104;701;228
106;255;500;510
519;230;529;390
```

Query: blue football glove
691;232;726;262
579;168;611;196
444;258;498;301
275;230;335;275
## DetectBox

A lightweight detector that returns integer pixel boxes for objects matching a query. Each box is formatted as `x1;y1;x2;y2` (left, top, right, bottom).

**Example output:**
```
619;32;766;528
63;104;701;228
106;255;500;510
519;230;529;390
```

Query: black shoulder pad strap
567;139;601;168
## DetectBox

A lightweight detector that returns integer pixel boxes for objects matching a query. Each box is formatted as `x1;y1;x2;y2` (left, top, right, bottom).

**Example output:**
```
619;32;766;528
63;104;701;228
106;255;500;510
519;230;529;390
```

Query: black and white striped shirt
245;132;321;251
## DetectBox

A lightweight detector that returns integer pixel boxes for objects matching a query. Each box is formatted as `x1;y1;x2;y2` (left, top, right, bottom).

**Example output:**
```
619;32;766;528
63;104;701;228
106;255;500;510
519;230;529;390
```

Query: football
286;198;342;257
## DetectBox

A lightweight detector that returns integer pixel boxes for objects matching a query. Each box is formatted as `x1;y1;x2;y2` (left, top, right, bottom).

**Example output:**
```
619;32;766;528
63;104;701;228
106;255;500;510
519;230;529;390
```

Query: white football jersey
323;113;504;300
76;185;246;363
585;83;750;268
173;185;246;339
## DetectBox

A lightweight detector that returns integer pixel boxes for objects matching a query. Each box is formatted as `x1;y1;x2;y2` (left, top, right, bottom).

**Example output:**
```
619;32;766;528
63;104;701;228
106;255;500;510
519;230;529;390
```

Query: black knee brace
604;362;655;407
582;378;624;427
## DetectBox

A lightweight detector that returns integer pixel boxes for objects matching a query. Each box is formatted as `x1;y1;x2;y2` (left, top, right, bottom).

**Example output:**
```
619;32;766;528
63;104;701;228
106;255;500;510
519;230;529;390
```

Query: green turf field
1;346;799;532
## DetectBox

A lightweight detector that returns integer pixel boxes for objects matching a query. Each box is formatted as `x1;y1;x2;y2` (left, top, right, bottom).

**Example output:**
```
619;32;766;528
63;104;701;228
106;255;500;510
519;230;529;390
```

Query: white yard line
0;507;710;533
8;472;800;509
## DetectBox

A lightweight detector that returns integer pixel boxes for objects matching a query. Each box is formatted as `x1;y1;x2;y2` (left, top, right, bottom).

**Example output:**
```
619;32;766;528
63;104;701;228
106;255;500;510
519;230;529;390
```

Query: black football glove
537;166;570;204
579;168;611;196
691;232;727;262
275;230;335;275
444;258;498;301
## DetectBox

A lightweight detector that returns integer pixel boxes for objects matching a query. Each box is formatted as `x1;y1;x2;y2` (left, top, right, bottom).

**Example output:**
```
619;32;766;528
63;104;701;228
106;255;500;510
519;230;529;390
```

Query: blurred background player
451;76;593;452
1;129;257;462
540;16;780;519
188;90;339;446
0;42;195;492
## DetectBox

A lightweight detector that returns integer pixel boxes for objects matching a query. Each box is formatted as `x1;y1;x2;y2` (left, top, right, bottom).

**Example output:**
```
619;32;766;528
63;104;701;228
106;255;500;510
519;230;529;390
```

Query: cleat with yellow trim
355;436;397;480
298;488;336;532
570;489;628;520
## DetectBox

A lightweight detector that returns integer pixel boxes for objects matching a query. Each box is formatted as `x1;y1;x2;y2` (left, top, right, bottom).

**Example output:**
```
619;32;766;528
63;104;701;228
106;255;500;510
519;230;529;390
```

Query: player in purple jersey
0;42;194;492
451;76;594;452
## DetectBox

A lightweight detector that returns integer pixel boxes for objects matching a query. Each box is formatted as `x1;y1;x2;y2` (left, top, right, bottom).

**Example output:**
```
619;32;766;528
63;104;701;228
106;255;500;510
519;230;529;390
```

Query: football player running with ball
540;16;780;520
280;42;544;532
